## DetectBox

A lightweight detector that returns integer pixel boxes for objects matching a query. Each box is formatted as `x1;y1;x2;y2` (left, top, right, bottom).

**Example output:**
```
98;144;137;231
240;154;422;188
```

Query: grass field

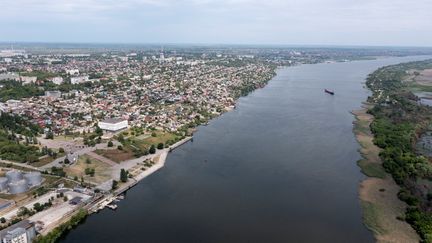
64;154;112;184
139;131;178;146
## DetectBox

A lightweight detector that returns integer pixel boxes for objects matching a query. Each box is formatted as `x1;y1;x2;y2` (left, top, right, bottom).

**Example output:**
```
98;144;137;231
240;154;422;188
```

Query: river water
61;56;431;243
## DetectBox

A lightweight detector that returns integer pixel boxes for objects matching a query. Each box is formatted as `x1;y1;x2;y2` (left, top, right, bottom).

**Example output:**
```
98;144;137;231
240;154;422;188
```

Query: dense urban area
0;44;432;242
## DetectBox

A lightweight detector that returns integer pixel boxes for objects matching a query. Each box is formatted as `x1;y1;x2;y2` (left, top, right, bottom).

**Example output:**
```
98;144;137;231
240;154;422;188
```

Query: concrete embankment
114;136;192;195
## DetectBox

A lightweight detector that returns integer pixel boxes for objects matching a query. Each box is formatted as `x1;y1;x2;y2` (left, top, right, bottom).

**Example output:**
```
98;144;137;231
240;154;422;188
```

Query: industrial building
0;171;42;194
98;118;128;132
0;220;36;243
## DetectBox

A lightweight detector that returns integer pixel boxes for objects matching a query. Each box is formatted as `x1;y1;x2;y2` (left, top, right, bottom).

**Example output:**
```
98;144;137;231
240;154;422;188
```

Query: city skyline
1;0;432;46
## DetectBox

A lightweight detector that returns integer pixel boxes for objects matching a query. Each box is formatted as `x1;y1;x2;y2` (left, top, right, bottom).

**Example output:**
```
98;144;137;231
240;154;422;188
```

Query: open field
64;154;112;184
353;106;419;243
138;131;178;146
414;69;432;86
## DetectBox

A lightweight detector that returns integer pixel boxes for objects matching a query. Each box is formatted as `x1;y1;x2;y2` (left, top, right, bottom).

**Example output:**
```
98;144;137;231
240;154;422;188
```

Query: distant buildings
98;118;128;132
71;76;89;84
0;220;36;243
50;77;64;85
0;73;19;81
45;91;62;99
70;76;89;84
66;69;79;75
20;76;37;85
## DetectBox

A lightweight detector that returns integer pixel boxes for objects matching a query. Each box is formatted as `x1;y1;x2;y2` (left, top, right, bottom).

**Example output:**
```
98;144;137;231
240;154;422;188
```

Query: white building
98;118;128;132
70;76;89;84
50;76;64;85
20;76;37;85
0;73;19;81
66;69;79;75
5;100;21;108
45;91;62;99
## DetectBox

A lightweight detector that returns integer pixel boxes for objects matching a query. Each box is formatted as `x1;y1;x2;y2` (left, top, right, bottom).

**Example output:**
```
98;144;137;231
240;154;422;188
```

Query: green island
356;59;432;242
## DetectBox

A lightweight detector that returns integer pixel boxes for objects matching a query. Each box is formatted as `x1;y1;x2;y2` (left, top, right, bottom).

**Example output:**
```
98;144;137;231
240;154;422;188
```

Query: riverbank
353;104;419;243
113;137;192;195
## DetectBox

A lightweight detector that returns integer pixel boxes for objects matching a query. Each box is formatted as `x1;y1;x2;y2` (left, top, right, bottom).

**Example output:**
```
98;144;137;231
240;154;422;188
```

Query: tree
117;145;123;150
118;134;125;143
0;217;5;224
95;126;103;136
64;158;70;164
157;143;164;150
151;132;157;137
45;131;54;139
85;168;95;177
112;180;118;190
59;147;65;153
149;145;156;154
85;157;91;164
17;207;30;217
33;203;43;212
120;169;128;182
107;141;113;147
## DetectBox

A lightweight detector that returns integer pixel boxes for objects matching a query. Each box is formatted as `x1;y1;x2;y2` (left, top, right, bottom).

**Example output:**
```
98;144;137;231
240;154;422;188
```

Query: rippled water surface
61;56;431;243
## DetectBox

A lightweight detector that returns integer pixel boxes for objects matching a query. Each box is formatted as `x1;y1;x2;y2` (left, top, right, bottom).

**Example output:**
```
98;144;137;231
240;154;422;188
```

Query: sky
1;0;431;46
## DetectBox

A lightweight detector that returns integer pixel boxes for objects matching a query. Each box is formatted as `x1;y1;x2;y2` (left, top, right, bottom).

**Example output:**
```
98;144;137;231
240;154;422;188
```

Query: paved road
0;159;42;172
40;143;111;170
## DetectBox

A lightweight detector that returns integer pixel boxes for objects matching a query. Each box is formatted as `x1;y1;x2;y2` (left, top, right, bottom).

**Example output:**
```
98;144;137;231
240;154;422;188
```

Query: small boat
325;89;335;95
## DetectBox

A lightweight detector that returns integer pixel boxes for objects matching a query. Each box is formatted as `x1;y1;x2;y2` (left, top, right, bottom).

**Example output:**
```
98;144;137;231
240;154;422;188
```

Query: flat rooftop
100;118;125;124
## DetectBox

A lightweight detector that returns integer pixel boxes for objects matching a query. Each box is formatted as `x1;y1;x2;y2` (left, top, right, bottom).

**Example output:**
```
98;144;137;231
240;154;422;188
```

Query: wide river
61;56;431;243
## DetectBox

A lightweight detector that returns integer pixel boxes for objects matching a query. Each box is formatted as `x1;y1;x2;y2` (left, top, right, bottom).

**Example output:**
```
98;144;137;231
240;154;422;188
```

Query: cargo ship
324;89;334;95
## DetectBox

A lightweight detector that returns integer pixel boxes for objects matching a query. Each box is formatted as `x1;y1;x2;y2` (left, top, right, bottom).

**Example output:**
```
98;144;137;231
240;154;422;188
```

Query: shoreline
352;104;419;243
113;136;192;196
31;69;278;239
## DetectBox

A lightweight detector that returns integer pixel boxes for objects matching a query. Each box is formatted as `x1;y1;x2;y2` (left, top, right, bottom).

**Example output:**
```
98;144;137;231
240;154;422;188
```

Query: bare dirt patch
415;69;432;86
94;149;135;163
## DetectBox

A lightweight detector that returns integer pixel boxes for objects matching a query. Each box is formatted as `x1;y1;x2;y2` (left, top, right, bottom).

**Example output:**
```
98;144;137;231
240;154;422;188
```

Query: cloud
0;0;431;45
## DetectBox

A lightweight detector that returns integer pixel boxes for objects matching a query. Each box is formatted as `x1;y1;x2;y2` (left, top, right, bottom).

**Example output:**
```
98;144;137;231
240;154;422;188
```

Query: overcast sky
1;0;431;46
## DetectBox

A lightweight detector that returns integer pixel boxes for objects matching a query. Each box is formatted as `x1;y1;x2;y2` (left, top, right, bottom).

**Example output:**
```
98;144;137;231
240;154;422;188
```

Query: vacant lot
64;154;112;184
415;69;432;86
94;149;135;163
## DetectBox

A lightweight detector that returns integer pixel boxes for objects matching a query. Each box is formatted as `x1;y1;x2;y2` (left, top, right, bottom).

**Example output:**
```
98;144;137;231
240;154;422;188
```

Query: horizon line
1;41;432;49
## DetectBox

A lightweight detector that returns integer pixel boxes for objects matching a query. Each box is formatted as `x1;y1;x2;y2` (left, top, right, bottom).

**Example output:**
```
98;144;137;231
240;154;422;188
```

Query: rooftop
100;118;125;124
